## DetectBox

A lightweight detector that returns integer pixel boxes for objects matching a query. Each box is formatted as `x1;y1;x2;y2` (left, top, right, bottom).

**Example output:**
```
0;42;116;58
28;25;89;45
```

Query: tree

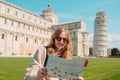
111;48;119;56
89;47;93;56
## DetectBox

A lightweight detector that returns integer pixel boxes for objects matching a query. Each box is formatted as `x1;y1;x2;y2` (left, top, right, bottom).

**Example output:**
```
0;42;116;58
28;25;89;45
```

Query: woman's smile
55;32;67;51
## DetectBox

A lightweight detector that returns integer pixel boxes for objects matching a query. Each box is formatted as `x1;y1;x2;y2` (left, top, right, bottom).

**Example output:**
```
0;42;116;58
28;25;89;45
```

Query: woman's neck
54;49;61;56
55;47;61;52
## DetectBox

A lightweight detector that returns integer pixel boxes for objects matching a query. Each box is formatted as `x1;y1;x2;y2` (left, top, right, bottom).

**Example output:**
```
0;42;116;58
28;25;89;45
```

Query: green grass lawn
0;57;120;80
0;57;32;80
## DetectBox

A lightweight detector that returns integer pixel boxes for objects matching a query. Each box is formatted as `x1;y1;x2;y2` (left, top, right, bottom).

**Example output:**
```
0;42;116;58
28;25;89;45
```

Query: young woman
24;27;84;80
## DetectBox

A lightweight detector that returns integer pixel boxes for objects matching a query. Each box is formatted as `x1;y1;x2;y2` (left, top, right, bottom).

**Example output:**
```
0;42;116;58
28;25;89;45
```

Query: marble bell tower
93;11;108;57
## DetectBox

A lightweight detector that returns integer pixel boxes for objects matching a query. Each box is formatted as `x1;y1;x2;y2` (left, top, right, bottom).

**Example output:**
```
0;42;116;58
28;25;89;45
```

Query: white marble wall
93;12;108;57
0;1;53;56
0;0;89;57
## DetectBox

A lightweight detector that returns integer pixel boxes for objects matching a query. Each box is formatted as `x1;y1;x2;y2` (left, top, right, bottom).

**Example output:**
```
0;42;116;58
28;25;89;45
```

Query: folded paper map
45;55;88;80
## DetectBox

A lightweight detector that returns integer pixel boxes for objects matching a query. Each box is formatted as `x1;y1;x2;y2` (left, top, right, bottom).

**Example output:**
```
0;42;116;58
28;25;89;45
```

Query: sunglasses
55;36;68;43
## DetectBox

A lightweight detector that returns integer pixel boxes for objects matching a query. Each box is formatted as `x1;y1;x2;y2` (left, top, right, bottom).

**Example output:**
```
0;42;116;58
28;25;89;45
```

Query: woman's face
55;31;68;51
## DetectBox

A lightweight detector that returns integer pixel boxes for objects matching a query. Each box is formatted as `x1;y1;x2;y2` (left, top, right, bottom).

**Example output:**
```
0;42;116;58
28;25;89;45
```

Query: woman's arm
77;76;84;80
24;47;47;80
37;67;48;80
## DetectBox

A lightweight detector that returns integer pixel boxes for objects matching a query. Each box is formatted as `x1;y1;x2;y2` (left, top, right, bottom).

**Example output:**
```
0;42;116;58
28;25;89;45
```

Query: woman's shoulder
33;46;47;59
37;46;47;51
34;46;47;57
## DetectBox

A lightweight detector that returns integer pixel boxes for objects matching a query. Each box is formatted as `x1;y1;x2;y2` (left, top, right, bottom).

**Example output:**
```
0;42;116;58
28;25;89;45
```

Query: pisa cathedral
0;0;89;57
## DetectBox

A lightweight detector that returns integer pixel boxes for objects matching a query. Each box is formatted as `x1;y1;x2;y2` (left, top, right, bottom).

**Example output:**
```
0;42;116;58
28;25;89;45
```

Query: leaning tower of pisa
93;11;108;57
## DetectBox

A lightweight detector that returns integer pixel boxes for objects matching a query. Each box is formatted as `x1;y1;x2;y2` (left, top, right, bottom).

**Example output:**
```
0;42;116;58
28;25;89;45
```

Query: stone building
0;0;89;57
93;12;108;57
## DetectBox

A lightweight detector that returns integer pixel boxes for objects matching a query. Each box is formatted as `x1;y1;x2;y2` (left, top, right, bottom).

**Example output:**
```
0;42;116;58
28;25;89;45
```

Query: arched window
35;39;37;44
26;37;28;42
1;33;4;39
15;35;17;41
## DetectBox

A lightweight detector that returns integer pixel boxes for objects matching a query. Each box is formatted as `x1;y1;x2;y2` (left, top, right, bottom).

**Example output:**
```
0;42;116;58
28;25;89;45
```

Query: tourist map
45;55;88;80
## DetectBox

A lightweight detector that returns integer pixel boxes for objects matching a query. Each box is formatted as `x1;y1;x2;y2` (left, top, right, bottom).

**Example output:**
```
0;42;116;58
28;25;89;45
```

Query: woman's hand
77;76;84;80
37;67;48;80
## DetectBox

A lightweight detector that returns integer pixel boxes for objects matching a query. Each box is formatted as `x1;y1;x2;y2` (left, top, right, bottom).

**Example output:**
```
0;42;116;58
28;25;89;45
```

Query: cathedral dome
42;4;57;16
41;4;58;25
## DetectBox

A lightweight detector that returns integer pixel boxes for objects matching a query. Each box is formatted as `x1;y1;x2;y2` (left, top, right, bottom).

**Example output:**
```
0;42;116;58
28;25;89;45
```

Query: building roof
42;4;57;16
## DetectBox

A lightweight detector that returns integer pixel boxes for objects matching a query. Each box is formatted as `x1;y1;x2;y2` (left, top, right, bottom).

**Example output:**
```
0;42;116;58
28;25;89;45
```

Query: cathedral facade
0;0;89;57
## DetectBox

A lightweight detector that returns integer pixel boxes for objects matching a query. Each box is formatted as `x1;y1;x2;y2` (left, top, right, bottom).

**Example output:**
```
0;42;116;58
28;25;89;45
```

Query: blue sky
5;0;120;49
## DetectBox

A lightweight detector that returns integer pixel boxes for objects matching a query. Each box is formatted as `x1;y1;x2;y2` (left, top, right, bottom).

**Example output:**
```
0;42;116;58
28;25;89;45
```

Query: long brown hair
47;27;72;59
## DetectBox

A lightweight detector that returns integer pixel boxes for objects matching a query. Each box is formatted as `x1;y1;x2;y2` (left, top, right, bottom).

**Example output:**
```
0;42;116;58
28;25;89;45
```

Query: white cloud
89;34;120;49
109;19;120;25
58;13;83;20
86;16;94;21
89;34;93;47
107;34;120;49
